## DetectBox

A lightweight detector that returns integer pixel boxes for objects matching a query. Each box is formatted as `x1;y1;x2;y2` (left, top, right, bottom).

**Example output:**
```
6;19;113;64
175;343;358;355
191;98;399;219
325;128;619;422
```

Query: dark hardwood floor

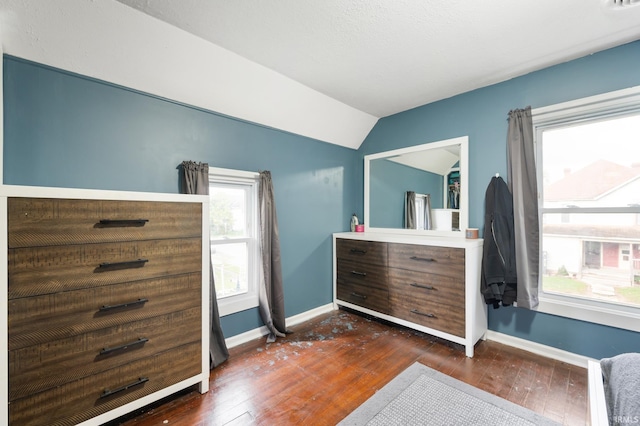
112;309;588;426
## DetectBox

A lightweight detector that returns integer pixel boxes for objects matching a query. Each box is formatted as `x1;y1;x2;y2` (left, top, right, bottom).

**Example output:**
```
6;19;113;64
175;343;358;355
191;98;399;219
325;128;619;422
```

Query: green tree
210;192;235;238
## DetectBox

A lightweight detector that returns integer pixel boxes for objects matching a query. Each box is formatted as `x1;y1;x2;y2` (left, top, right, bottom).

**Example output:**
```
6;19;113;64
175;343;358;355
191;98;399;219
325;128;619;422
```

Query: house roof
544;224;640;240
545;160;640;202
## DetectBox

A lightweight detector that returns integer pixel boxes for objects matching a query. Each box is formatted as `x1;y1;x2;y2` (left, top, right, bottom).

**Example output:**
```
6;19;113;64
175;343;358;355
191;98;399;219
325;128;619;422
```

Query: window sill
535;293;640;332
217;293;259;317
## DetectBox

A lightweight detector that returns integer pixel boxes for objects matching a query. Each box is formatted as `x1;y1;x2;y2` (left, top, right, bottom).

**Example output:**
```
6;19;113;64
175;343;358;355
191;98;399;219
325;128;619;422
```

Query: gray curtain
506;108;540;309
423;194;432;230
180;160;229;368
404;191;416;229
258;171;290;343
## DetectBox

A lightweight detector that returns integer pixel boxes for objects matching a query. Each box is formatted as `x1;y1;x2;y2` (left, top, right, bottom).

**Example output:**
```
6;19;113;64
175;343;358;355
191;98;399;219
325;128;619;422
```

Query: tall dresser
333;232;485;357
1;185;210;426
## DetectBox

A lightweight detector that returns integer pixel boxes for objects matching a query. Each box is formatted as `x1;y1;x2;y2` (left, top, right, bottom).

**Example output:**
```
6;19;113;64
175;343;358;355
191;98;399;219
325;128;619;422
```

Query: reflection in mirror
364;136;468;237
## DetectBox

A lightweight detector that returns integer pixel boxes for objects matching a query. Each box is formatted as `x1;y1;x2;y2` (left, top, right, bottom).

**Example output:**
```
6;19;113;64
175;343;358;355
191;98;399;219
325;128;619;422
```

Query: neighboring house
543;159;640;284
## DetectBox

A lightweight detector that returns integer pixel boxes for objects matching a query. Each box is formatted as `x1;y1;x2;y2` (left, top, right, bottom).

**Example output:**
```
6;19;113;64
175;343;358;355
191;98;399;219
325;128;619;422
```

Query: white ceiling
116;0;640;118
388;144;460;176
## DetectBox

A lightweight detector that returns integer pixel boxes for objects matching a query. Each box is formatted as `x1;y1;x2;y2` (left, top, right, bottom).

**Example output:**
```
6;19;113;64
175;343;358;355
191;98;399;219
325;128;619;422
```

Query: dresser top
334;231;483;249
0;184;207;203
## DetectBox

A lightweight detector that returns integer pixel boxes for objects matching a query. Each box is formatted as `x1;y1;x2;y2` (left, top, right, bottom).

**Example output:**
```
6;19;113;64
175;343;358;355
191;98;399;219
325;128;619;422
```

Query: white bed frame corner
587;359;609;426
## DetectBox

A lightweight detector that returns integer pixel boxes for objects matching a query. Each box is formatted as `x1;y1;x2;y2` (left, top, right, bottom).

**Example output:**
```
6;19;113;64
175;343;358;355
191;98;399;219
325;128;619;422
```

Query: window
414;194;428;230
209;167;260;316
533;86;640;332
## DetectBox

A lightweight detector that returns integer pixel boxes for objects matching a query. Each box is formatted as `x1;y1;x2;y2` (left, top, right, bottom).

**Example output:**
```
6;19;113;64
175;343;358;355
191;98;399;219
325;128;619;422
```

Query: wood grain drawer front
9;342;202;426
388;243;465;277
337;258;388;290
337;280;389;314
9;273;201;350
8;198;202;248
388;267;465;304
8;237;201;299
389;289;465;337
9;307;201;401
336;238;387;267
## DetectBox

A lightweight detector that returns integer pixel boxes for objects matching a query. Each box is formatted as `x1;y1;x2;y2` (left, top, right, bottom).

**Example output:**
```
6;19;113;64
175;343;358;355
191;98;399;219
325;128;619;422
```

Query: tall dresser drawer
9;307;201;401
8;198;202;248
336;238;387;266
9;342;202;426
388;243;465;277
8;273;202;348
8;238;202;298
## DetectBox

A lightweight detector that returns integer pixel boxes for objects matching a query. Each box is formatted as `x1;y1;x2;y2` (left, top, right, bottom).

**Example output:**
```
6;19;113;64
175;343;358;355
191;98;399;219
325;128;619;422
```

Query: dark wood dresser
334;232;485;357
1;187;209;426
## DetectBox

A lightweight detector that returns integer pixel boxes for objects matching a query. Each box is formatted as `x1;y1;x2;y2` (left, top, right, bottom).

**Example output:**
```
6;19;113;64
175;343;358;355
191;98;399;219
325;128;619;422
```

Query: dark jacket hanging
481;176;517;308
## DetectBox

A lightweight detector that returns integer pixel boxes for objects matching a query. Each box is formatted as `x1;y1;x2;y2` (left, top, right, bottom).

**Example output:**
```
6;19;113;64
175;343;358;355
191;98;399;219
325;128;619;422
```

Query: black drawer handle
349;248;367;254
100;377;149;399
97;259;149;271
100;338;149;355
410;283;435;290
410;309;437;318
350;270;367;277
410;256;436;262
351;292;368;300
98;219;149;227
99;298;149;312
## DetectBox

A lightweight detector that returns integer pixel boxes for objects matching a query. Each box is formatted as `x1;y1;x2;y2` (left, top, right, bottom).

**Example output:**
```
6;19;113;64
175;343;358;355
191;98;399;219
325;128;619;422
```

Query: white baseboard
225;303;335;349
485;330;596;368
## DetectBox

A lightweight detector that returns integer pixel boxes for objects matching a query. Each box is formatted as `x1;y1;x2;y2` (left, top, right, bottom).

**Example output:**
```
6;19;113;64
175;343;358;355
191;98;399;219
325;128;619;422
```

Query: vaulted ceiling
2;1;640;149
115;0;640;118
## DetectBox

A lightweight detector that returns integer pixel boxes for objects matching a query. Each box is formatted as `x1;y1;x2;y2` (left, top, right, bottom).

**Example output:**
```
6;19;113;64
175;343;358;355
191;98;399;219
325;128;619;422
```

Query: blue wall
3;56;358;338
358;41;640;359
370;159;443;228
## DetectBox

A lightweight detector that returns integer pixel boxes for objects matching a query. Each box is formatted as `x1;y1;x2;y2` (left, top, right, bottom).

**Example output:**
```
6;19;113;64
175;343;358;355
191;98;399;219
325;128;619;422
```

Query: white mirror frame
364;136;469;238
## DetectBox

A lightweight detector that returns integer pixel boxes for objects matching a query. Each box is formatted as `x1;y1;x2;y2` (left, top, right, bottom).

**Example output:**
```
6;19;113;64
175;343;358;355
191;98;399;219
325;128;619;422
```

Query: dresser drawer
9;342;202;426
389;291;465;337
388;243;465;277
9;307;201;401
336;238;387;266
8;198;202;248
9;272;201;350
8;238;201;299
388;267;465;303
337;258;388;290
337;280;389;314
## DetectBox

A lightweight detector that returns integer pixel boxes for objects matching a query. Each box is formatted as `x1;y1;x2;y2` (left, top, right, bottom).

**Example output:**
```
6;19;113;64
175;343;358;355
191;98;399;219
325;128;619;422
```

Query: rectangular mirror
364;136;468;237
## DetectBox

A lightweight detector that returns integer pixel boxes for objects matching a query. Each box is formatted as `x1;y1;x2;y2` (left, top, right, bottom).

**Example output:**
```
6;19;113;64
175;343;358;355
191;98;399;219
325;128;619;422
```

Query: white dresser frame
333;231;486;357
0;184;210;426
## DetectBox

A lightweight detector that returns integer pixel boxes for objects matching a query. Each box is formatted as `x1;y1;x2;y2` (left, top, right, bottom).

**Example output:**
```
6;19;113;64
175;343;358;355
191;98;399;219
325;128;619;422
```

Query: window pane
209;186;247;239
542;213;640;308
542;114;640;209
211;242;248;299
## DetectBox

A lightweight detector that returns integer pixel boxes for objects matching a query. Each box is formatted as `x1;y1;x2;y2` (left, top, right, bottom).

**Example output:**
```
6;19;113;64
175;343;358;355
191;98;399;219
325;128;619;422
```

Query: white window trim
532;85;640;332
209;167;260;317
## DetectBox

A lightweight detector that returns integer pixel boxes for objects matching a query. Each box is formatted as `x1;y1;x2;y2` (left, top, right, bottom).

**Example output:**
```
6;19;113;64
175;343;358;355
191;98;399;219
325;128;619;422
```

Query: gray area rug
338;362;560;426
